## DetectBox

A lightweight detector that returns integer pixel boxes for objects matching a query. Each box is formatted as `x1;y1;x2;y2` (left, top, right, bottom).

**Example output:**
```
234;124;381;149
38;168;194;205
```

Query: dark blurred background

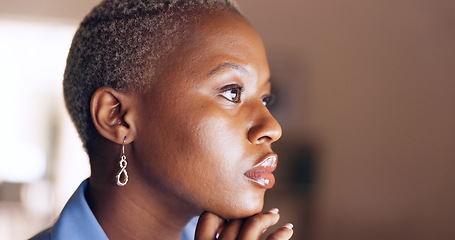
1;0;454;239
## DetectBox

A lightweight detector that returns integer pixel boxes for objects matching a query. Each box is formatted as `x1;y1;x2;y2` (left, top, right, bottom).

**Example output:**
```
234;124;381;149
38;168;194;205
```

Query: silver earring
116;137;128;186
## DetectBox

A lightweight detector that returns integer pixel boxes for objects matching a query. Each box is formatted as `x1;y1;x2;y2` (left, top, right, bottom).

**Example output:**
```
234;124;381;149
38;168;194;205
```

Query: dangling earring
116;136;128;186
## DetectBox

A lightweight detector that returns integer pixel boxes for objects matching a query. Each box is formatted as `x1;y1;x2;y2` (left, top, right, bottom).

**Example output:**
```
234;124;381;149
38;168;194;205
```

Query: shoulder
29;179;108;240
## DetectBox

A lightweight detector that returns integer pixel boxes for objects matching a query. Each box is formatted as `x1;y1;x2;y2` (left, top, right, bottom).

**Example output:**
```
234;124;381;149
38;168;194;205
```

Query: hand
195;208;294;240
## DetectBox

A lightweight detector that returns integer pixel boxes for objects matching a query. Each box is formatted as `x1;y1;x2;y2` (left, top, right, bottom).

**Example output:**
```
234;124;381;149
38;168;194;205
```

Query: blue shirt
30;179;198;240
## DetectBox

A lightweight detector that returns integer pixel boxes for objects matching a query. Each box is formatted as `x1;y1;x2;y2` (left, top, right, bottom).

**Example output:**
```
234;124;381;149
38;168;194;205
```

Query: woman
31;0;293;239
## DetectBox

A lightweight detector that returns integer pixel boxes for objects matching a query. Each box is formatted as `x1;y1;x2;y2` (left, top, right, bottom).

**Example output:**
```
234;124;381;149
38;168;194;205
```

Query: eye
261;93;276;107
220;85;243;103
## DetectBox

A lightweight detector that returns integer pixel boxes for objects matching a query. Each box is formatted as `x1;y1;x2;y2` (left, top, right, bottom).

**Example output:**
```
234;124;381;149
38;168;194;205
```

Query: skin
87;9;293;240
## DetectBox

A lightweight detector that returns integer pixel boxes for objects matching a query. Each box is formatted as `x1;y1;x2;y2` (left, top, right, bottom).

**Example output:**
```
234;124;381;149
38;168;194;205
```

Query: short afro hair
63;0;240;152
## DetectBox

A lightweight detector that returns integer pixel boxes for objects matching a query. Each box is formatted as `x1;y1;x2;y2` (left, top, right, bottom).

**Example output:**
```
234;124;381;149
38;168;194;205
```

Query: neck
87;154;199;240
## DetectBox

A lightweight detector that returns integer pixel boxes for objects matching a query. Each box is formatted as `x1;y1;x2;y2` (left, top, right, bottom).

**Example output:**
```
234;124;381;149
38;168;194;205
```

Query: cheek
186;115;245;178
187;116;265;217
136;99;264;217
195;103;250;156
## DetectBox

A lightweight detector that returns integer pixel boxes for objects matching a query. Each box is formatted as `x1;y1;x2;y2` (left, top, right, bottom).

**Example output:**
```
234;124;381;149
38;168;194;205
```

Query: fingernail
268;208;279;214
283;223;294;230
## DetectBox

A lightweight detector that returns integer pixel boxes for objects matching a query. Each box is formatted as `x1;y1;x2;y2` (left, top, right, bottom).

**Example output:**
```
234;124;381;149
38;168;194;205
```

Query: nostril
257;135;273;144
247;103;282;144
247;123;282;144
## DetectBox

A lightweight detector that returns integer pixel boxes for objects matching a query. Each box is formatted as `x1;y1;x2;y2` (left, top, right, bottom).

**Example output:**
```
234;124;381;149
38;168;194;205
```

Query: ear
90;87;136;145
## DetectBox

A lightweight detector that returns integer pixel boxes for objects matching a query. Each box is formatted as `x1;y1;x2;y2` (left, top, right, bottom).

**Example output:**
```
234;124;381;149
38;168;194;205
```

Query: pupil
230;90;237;100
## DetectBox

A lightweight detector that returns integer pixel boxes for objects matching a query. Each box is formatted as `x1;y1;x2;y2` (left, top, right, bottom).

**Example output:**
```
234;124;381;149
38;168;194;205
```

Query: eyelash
219;85;243;103
219;84;275;108
261;93;276;108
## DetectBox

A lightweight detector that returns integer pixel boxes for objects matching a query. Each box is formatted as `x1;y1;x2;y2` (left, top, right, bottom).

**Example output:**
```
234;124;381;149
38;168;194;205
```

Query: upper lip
245;153;278;174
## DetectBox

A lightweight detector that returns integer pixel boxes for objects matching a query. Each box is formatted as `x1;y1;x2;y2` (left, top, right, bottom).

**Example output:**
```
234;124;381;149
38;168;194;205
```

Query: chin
218;196;265;220
235;207;263;219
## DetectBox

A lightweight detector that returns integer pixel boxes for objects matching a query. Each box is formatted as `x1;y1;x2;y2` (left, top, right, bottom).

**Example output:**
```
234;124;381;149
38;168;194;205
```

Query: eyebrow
208;62;248;76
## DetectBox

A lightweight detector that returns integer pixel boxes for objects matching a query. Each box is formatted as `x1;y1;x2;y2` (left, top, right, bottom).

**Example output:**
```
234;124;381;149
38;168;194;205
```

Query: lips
244;154;277;189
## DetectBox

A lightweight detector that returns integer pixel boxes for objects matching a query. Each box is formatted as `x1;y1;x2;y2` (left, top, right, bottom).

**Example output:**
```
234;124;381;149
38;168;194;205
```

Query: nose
247;105;282;144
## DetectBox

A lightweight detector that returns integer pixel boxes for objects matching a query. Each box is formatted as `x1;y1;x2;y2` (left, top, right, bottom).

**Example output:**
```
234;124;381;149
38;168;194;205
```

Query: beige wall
2;0;454;239
240;1;455;239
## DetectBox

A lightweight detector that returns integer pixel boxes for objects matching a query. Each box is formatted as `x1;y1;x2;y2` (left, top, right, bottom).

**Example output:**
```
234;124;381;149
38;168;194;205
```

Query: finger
237;208;281;240
195;211;224;240
265;223;294;240
218;219;244;240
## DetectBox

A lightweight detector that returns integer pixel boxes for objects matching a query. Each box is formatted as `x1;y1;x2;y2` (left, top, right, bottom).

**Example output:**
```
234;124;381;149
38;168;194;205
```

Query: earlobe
91;87;134;144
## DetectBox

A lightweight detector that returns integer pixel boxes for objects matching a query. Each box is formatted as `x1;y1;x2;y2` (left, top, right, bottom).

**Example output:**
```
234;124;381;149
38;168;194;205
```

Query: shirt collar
51;179;109;239
47;179;197;239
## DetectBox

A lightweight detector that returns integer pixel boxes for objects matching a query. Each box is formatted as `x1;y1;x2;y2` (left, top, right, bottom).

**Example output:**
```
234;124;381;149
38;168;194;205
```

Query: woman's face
131;10;282;219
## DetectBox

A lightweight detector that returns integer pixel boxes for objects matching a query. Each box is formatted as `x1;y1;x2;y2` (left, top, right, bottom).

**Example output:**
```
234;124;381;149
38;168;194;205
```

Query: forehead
154;9;270;84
